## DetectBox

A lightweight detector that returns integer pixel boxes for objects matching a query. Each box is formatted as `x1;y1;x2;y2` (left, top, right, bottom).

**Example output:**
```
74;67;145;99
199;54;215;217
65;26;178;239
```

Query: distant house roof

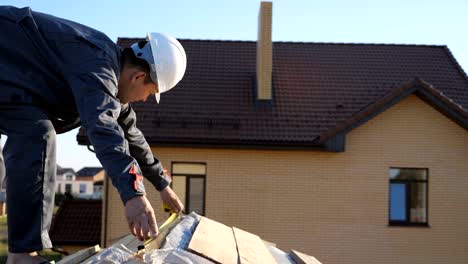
77;39;468;150
50;199;101;245
76;167;103;177
57;165;75;175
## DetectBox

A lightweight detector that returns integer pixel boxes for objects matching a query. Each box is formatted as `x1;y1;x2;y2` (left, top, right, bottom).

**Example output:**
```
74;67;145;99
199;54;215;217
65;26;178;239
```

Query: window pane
189;177;205;215
80;184;87;193
65;184;72;193
410;183;427;223
389;168;427;180
390;183;406;221
172;176;186;208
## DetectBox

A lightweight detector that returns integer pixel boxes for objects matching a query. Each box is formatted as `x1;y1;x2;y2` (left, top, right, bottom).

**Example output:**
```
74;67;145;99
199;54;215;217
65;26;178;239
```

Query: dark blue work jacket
0;6;169;203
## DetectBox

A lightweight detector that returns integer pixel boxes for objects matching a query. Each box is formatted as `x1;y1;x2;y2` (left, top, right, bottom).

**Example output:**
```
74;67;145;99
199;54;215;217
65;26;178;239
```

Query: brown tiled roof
77;39;468;149
50;199;101;245
318;78;468;143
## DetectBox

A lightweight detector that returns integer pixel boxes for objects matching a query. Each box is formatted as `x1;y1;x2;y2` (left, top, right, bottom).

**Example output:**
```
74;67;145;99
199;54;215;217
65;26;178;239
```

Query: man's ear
130;70;147;83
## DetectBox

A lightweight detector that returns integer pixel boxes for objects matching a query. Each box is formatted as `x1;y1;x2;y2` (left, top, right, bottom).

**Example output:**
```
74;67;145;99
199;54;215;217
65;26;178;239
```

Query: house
57;166;103;199
75;167;104;199
77;2;468;263
56;165;76;194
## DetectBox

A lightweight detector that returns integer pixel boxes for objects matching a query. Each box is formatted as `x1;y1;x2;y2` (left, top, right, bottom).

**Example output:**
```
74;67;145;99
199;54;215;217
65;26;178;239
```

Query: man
0;6;185;263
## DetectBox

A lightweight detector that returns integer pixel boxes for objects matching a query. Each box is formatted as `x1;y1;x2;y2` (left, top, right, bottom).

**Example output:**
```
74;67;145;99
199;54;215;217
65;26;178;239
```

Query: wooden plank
56;245;100;264
233;227;277;264
188;216;238;264
289;250;322;264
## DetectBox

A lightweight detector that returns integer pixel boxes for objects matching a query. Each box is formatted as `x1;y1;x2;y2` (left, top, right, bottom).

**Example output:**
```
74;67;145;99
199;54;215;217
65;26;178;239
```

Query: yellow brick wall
104;95;468;264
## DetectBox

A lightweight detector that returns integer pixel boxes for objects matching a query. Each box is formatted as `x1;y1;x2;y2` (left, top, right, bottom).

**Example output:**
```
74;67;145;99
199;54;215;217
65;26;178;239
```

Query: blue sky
0;0;467;171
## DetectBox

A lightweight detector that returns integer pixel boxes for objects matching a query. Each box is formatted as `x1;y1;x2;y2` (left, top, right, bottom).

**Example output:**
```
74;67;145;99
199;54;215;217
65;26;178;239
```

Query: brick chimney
256;1;273;101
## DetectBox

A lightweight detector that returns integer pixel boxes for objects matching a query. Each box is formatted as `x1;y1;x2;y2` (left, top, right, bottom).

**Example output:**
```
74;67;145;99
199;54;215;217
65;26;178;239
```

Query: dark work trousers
0;136;4;189
0;103;56;252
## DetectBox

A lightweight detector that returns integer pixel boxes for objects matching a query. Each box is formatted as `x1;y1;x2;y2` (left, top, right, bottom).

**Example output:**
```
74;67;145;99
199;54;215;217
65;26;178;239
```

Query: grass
0;215;62;262
0;215;6;232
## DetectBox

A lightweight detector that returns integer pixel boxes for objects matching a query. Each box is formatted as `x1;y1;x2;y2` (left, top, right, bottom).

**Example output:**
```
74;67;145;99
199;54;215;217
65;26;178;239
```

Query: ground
0;215;62;262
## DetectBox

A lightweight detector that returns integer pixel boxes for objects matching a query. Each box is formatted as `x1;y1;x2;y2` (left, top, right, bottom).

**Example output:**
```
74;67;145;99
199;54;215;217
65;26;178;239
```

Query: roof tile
50;199;101;245
77;38;468;147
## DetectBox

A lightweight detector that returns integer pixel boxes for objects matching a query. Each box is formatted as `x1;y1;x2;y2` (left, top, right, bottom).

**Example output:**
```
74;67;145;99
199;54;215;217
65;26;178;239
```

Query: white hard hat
130;32;187;103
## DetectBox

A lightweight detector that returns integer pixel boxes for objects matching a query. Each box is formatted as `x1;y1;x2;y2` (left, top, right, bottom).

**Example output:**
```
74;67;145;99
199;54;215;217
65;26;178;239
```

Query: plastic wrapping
83;244;134;264
143;248;214;264
162;212;201;249
84;212;214;263
267;245;295;264
139;212;215;263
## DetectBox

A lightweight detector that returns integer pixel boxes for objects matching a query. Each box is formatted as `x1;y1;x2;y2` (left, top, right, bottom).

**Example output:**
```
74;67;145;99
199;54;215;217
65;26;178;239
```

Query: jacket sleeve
118;104;170;191
68;62;146;205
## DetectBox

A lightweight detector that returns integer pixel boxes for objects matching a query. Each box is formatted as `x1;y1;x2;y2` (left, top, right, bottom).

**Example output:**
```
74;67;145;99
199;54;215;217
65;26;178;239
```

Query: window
171;162;206;216
65;173;73;181
57;183;62;193
94;186;103;193
79;184;87;194
65;184;72;194
389;168;428;226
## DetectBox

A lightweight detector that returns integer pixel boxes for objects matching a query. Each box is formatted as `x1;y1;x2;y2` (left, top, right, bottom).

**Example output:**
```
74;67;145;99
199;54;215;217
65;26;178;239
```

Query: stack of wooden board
57;214;322;263
188;216;321;264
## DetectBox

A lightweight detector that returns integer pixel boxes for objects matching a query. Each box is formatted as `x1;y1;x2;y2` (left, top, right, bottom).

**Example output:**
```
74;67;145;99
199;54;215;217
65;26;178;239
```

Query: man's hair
121;41;153;84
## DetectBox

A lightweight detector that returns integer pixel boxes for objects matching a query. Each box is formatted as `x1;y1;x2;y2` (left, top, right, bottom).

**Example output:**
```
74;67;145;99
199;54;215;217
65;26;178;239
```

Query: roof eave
317;78;468;144
144;138;330;151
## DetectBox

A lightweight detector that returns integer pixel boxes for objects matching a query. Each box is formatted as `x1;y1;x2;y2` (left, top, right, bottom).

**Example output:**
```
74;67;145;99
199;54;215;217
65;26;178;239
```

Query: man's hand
125;195;158;241
160;186;184;214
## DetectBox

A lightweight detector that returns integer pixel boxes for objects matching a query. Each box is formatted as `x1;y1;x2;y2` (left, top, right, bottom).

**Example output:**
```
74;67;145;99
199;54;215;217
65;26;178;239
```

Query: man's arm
118;104;184;213
69;68;159;240
69;72;145;203
117;104;170;191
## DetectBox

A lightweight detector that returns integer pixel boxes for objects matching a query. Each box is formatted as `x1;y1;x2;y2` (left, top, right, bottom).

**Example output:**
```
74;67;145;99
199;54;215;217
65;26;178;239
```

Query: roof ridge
117;37;444;48
272;41;444;48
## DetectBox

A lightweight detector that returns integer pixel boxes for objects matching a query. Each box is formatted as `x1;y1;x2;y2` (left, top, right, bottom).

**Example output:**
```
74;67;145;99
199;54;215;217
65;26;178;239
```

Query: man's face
129;78;158;103
118;68;158;104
